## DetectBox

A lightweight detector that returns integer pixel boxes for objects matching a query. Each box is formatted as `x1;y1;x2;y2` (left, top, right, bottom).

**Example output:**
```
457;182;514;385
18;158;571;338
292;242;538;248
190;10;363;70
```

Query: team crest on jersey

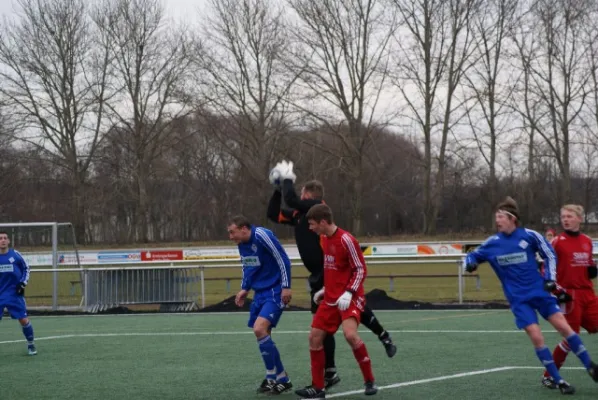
518;240;528;249
251;244;257;253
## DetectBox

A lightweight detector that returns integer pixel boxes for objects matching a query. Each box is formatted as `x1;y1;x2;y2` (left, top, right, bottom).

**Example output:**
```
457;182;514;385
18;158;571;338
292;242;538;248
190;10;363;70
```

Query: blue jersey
464;227;556;304
0;249;30;299
238;226;291;292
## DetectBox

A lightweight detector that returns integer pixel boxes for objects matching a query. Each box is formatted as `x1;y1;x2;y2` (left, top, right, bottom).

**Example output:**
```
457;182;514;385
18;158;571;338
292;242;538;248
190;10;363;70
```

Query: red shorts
561;289;598;334
311;295;365;335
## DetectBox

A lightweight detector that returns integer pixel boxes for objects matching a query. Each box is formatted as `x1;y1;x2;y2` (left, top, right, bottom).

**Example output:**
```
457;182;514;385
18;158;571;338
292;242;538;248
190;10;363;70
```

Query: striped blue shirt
238;226;291;291
464;227;556;303
0;249;30;298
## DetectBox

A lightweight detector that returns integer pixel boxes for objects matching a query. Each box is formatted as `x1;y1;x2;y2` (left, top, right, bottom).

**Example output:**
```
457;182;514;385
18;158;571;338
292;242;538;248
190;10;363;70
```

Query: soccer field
2;310;598;400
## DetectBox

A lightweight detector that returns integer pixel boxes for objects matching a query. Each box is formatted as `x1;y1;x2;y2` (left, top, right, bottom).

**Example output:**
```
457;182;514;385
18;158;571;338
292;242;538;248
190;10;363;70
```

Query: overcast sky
0;0;209;24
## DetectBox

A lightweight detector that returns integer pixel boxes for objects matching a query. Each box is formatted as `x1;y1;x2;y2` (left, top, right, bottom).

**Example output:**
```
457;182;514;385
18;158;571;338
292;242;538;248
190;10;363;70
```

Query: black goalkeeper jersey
266;179;324;289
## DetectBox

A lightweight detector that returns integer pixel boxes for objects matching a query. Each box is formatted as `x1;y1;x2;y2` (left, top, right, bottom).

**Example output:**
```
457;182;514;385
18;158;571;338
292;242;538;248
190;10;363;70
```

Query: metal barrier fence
83;266;202;313
23;254;475;312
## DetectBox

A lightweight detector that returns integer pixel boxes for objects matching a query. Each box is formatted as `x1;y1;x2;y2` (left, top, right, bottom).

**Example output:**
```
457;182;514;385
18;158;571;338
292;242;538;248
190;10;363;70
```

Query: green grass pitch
2;310;598;399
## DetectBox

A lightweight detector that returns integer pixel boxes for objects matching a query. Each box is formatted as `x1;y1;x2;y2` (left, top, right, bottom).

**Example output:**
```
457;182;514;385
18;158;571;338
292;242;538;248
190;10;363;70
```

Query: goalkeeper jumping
463;197;598;394
267;160;396;390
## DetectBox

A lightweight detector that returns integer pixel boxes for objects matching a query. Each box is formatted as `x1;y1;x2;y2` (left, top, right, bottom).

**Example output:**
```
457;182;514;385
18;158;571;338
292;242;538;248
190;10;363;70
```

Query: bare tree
511;0;593;205
392;0;481;234
0;0;111;243
198;0;298;219
462;0;518;229
286;0;396;235
93;0;193;242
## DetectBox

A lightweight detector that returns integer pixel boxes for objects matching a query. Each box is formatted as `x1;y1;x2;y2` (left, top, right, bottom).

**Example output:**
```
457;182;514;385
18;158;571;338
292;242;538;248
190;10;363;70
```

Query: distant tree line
1;0;598;244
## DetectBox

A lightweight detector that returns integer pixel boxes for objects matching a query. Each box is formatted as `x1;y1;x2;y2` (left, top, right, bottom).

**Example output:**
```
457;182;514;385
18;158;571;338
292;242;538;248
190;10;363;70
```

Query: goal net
0;222;82;312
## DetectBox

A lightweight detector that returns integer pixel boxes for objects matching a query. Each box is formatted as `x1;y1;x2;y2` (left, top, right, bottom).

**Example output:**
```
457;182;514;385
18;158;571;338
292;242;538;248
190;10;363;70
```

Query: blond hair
561;204;584;218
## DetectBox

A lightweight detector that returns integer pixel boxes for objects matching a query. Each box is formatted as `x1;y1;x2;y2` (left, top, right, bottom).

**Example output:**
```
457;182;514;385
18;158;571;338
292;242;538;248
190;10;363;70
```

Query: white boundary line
0;328;582;345
327;366;587;398
23;309;509;318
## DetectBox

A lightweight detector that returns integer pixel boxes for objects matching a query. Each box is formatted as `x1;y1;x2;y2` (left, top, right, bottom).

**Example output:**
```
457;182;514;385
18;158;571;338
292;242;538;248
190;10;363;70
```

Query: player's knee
18;317;29;326
309;330;325;349
343;329;360;347
252;320;270;338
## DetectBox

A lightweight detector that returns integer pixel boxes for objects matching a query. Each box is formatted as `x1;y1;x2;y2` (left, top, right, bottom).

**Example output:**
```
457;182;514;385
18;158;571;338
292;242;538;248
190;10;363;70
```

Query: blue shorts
0;295;28;320
247;287;285;329
511;294;561;329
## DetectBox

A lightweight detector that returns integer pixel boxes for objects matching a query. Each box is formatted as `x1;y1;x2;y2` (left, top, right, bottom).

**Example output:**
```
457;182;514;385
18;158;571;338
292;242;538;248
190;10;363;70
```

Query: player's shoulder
523;228;543;239
580;233;593;243
480;234;500;247
254;226;275;240
338;229;358;244
10;249;25;259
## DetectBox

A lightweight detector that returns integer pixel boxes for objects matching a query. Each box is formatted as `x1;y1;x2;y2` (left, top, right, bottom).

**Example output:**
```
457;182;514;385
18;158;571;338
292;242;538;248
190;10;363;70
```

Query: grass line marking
327;366;587;398
0;328;580;345
327;367;514;398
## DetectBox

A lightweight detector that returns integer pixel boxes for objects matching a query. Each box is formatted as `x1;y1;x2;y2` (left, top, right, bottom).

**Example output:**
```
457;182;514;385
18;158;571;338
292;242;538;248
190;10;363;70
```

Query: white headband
497;209;517;219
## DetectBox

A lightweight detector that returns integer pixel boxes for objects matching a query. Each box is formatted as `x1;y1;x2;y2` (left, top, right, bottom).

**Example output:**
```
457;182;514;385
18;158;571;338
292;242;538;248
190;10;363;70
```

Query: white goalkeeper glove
269;162;284;187
336;291;353;311
278;160;296;183
313;288;325;305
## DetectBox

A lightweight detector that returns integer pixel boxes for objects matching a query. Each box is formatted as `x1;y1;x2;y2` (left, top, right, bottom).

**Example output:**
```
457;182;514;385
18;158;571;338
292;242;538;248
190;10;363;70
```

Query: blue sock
566;333;592;370
22;322;34;344
536;346;563;382
272;344;289;383
258;335;277;380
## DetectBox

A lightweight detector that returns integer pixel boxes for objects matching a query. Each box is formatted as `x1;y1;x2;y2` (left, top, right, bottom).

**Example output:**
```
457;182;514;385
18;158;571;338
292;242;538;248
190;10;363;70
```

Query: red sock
543;341;571;377
310;348;326;389
352;341;375;383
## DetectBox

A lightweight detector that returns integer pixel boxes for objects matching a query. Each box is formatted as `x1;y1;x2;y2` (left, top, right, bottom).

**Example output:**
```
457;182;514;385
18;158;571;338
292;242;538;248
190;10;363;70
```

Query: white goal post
0;222;80;310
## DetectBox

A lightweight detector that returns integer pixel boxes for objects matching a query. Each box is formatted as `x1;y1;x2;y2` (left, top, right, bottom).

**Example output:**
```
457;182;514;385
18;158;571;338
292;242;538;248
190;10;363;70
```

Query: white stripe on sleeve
341;233;364;292
255;228;289;287
526;229;556;280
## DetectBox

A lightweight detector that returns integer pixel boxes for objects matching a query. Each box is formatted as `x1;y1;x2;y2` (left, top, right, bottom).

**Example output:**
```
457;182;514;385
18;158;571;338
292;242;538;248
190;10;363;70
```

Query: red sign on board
141;250;183;261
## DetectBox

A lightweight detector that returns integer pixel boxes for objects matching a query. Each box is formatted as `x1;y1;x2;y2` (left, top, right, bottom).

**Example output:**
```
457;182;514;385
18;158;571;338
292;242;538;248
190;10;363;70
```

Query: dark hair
228;215;252;229
306;204;333;224
496;196;520;221
303;180;324;199
0;231;8;237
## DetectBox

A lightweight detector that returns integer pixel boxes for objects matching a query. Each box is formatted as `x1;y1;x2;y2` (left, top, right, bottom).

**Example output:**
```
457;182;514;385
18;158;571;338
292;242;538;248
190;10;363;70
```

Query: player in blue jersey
0;231;36;355
463;197;598;394
228;215;293;395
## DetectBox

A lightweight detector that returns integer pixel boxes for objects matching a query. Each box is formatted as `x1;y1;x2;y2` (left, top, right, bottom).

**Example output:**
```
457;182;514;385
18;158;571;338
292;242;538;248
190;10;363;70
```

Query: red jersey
320;227;367;304
552;231;594;290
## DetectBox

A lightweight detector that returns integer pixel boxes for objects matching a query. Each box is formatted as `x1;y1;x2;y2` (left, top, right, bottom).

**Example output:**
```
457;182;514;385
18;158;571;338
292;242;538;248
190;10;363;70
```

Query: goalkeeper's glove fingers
16;282;26;296
336;291;353;311
313;288;325;305
279;159;297;182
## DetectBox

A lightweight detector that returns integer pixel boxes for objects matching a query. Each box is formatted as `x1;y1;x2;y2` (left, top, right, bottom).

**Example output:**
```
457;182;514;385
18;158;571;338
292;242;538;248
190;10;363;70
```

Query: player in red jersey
294;204;377;399
542;204;598;389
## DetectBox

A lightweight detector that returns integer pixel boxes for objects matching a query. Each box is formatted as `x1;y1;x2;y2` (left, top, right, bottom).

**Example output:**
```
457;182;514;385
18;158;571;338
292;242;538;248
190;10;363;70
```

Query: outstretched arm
267;190;295;225
463;239;493;272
